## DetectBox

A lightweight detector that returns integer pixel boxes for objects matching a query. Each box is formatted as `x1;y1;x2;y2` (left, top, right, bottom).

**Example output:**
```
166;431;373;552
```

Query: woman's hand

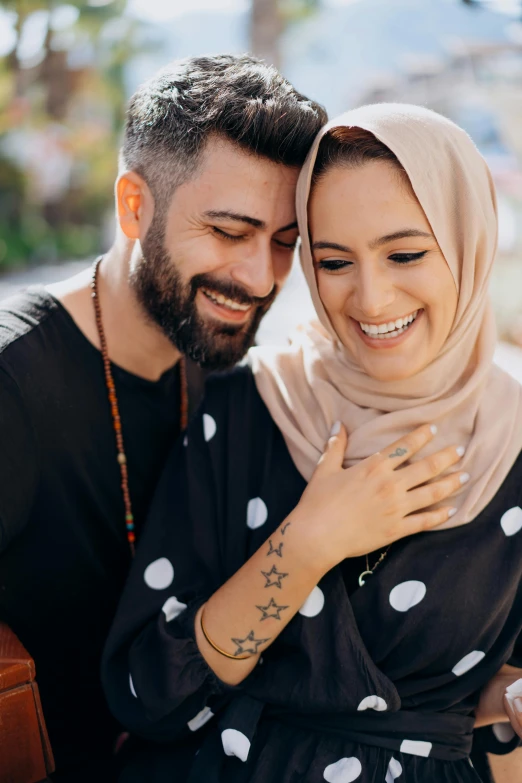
475;666;522;738
289;423;467;571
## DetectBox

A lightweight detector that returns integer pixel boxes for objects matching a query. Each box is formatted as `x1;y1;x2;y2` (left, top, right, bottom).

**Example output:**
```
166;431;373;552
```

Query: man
0;54;326;780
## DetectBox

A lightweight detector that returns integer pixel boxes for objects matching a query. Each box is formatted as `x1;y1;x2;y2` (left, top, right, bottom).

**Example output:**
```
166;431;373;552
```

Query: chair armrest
0;622;54;783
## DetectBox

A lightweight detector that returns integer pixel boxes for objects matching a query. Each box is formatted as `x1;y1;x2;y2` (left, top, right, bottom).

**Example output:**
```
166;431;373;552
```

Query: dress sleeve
0;366;39;553
102;378;250;743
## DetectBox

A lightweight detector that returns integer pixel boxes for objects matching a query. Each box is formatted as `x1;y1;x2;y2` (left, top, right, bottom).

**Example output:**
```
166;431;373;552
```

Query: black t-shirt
0;288;181;773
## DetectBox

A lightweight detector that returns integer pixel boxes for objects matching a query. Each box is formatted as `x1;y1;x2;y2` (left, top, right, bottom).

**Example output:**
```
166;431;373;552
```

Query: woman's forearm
195;512;325;685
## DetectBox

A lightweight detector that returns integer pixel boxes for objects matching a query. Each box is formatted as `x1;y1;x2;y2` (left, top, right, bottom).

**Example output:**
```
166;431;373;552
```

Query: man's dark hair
121;54;327;209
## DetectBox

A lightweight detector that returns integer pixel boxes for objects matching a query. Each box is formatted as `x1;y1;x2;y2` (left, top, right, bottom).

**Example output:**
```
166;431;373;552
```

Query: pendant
358;570;373;587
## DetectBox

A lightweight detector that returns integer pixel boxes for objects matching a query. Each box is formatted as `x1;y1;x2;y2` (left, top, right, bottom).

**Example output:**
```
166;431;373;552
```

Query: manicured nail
460;473;470;484
448;507;458;518
456;446;466;457
330;421;341;436
430;424;437;435
507;678;522;697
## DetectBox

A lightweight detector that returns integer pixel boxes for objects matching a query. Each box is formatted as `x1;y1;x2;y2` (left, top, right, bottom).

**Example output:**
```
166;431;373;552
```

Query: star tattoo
261;565;288;589
267;539;284;558
231;630;271;656
281;522;291;535
256;597;289;621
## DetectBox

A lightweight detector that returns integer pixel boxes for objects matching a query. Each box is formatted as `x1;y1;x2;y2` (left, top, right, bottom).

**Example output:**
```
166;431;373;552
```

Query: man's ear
116;171;153;240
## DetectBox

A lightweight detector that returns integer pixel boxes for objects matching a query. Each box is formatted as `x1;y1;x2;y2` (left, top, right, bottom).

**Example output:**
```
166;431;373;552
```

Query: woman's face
309;160;458;382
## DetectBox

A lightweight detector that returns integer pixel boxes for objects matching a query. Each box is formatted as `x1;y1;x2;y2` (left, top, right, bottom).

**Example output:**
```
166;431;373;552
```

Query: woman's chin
354;349;428;382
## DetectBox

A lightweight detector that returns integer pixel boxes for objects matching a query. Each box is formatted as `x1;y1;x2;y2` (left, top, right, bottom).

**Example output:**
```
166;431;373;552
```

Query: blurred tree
249;0;320;69
0;0;142;267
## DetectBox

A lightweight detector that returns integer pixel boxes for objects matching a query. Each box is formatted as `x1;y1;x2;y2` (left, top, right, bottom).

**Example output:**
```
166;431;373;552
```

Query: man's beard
131;218;277;370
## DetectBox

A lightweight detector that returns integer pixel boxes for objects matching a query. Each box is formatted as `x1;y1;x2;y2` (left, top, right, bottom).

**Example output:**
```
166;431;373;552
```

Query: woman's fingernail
514;697;522;714
460;472;470;484
330;421;341;436
506;678;522;697
430;424;437;435
456;446;466;457
448;507;458;518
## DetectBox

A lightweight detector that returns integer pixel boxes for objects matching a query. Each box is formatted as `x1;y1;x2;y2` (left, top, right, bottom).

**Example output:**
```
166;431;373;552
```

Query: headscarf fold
250;103;522;529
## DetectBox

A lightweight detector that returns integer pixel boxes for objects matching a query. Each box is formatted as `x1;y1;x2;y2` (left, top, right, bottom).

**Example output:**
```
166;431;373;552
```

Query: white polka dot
389;581;426;612
187;706;214;732
385;757;403;782
451;650;485;677
323;757;362;782
399;739;432;757
144;557;174;590
221;728;250;762
492;723;516;743
357;695;387;712
501;507;522;537
129;673;137;698
298;586;325;618
246;497;268;529
161;596;187;622
203;413;217;442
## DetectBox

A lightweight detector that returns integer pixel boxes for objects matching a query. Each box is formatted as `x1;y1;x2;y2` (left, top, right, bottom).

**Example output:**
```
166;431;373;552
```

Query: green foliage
0;0;139;268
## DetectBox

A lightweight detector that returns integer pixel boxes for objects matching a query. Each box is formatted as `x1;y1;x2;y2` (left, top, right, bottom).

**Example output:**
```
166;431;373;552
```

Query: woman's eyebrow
312;230;434;254
312;241;351;252
369;229;434;249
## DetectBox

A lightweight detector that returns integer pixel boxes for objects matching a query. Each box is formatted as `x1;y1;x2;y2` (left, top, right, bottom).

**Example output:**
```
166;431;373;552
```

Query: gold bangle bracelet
200;608;252;661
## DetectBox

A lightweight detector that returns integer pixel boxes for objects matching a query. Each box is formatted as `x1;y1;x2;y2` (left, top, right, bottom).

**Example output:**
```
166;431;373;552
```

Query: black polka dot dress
102;367;522;783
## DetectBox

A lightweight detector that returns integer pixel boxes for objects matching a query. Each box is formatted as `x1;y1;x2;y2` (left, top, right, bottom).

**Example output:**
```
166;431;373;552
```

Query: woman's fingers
314;422;348;477
401;444;466;491
504;679;522;739
378;424;437;468
405;470;468;515
402;505;460;535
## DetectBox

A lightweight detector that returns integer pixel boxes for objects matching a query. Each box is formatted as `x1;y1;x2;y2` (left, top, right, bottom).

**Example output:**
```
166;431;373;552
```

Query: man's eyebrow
275;221;298;233
312;230;434;254
203;210;264;229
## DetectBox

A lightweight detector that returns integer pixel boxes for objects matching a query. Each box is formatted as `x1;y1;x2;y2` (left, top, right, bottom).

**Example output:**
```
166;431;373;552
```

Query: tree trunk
249;0;283;69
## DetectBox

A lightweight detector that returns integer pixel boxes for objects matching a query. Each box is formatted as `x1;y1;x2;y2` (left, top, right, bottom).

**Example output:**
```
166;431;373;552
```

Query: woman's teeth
359;310;418;339
201;288;251;312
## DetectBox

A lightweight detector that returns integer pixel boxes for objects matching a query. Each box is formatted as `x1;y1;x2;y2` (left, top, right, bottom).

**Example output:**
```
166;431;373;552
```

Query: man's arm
0;366;39;552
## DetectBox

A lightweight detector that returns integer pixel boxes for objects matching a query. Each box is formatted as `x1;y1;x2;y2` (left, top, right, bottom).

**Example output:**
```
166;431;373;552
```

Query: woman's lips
354;309;423;349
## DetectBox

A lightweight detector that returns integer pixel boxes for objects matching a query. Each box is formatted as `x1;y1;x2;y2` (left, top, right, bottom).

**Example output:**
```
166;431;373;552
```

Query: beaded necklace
91;257;188;556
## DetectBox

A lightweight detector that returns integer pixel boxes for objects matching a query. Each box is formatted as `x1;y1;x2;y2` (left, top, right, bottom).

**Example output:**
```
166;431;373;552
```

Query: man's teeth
359;310;419;339
201;288;250;312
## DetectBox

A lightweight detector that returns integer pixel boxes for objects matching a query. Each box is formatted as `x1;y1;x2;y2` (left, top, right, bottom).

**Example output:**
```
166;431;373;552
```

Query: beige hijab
250;103;522;529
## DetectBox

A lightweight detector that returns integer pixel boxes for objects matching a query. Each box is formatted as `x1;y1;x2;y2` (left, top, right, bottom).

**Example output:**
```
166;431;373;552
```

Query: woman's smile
353;308;423;349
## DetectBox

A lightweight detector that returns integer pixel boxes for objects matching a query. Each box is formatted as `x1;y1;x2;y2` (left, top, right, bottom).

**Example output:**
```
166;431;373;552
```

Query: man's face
131;137;300;369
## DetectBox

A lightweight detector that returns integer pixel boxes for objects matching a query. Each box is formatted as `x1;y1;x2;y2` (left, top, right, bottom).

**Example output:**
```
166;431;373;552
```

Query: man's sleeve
0;366;39;552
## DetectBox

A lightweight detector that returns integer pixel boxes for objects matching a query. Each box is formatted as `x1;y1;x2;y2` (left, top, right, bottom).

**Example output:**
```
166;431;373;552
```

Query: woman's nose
355;265;396;318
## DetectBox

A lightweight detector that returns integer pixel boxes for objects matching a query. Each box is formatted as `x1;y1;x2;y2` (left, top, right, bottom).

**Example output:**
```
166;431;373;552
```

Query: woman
102;105;522;782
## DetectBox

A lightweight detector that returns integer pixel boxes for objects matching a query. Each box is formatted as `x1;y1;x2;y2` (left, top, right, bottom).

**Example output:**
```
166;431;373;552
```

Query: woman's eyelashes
317;250;428;271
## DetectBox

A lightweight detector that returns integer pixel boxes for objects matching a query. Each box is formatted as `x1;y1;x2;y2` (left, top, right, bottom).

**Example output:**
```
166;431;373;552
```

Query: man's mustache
190;273;277;309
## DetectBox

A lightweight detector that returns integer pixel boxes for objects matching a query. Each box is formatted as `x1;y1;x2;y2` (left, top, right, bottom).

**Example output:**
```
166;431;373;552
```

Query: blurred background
1;0;522;361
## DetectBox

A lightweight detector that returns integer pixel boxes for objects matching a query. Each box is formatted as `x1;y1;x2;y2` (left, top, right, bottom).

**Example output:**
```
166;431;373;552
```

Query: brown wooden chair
0;622;54;783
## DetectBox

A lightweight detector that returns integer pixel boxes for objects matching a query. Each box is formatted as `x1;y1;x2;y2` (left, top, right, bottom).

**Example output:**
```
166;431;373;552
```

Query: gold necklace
358;546;392;587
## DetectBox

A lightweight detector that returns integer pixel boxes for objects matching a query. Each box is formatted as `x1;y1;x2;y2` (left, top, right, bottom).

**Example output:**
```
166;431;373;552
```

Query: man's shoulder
0;287;59;358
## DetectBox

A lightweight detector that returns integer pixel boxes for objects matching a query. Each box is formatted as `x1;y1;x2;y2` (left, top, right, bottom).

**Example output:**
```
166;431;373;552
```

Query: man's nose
229;242;275;300
355;265;396;318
